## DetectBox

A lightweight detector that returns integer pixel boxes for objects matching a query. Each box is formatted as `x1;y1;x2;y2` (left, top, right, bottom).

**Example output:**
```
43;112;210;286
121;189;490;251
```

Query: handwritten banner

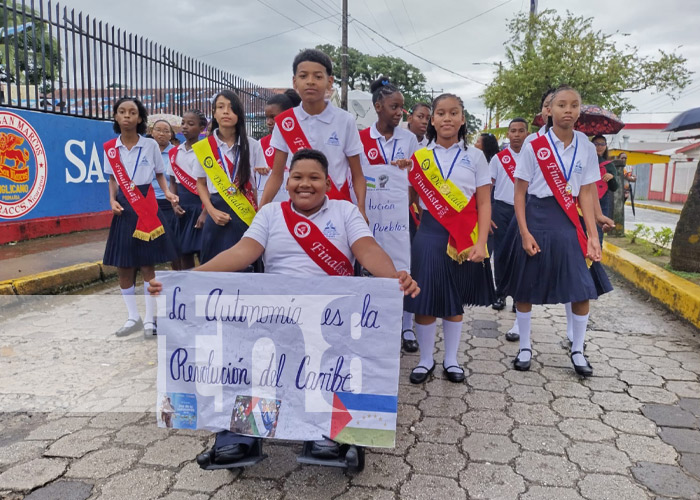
363;165;410;272
156;271;402;447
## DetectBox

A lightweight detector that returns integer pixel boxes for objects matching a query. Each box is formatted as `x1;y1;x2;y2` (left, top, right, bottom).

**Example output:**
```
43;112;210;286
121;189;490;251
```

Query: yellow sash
192;137;256;226
413;148;486;260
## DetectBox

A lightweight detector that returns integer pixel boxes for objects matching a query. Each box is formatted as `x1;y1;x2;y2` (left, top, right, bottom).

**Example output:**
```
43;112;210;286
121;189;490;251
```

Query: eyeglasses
593;142;606;147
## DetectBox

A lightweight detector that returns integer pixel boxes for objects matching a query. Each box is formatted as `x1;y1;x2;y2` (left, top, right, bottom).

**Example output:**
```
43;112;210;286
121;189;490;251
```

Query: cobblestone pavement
1;276;699;500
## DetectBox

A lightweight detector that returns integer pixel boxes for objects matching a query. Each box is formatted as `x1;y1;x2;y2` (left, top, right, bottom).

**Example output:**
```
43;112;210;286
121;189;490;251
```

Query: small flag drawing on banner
365;176;376;189
230;395;282;438
330;392;398;448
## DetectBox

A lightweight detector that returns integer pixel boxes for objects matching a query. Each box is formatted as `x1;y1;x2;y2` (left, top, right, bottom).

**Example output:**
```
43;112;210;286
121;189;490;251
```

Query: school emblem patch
536;148;551;161
367;148;379;161
0;111;47;219
265;146;274;157
323;220;339;238
281;117;295;132
501;155;512;164
294;221;311;238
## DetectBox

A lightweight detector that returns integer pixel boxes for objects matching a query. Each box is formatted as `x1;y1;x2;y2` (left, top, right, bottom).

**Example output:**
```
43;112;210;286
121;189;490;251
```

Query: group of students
102;47;614;468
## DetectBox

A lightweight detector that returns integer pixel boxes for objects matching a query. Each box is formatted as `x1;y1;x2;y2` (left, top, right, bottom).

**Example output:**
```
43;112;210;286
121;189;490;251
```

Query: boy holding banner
150;148;418;469
259;49;367;221
359;76;419;352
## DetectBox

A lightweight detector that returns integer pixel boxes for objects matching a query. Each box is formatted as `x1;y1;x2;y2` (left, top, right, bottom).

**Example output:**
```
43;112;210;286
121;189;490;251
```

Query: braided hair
185;108;207;130
546;84;580;130
370;76;400;104
425;93;468;150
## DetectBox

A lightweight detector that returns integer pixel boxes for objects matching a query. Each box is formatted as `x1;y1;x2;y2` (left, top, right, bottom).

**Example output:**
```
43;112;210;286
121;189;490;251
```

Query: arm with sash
408;148;484;263
104;138;164;241
275;109;352;202
192;136;257;226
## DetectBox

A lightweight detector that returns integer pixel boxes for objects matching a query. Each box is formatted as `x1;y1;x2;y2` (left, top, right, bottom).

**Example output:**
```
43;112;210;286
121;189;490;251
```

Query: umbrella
148;113;182;133
532;105;625;135
663;107;700;132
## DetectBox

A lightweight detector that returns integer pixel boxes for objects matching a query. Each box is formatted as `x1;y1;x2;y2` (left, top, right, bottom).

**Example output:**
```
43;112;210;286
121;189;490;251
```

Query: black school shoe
491;297;506;311
401;329;419;352
409;363;435;384
513;348;532;371
571;351;593;377
115;318;143;337
505;331;520;342
443;363;465;383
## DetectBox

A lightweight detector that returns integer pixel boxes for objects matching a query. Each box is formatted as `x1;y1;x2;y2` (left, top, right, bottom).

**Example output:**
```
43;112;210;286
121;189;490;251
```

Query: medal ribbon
280;200;354;276
104;138;164;241
547;129;578;190
409;148;483;262
192;136;257;226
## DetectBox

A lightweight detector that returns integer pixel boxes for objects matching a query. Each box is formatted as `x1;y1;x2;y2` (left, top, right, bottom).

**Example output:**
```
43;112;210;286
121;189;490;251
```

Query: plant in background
629;223;650;244
652;227;674;256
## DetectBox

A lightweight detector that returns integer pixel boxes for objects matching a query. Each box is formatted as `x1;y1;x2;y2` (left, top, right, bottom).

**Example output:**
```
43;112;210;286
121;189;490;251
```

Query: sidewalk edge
603;242;700;329
0;261;113;295
626;201;683;215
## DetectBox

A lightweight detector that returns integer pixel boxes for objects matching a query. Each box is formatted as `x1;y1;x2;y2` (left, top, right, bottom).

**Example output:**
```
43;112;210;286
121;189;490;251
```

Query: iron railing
0;0;273;137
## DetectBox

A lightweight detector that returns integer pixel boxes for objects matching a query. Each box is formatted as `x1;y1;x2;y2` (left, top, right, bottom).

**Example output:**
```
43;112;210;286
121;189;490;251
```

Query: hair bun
370;76;391;94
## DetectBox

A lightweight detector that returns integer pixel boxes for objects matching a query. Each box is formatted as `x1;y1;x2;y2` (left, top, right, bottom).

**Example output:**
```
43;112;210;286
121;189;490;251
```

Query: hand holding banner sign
156;271;402;448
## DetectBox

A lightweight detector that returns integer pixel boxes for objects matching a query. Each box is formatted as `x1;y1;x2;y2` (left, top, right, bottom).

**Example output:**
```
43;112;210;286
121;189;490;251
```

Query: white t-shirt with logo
243;198;373;275
169;143;200;183
489;147;523;205
359;123;419;169
102;135;163;186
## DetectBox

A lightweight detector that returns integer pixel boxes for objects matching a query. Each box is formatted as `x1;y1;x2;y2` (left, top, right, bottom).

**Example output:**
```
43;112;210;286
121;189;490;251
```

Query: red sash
275;108;352;202
530;135;588;256
595;161;611;199
104;138;164;241
359;128;385;165
409;149;480;261
280;200;354;276
260;134;275;168
496;149;516;183
168;148;199;195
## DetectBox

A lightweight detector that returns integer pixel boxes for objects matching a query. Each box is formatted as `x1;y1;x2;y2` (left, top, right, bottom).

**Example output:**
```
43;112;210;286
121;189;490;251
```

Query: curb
602;242;700;329
626;201;682;215
0;261;117;295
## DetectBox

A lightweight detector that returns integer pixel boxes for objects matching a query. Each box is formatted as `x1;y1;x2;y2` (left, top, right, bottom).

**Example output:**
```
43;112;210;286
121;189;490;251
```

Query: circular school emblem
536;148;551;161
281;117;295;132
501;155;512;164
265;146;275;157
368;148;379;161
421;159;431;171
204;157;214;168
0;111;48;219
107;147;118;159
294;221;311;238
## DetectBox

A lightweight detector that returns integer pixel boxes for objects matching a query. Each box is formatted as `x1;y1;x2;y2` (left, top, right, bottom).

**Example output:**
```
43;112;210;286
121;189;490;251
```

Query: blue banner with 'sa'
0;107;114;220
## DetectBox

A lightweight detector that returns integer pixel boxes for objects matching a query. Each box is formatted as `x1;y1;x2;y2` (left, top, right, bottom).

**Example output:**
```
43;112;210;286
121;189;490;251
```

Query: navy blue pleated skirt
491;199;515;295
404;211;496;317
103;184;179;268
497;196;611;304
200;193;251;265
157;198;181;256
175;187;203;255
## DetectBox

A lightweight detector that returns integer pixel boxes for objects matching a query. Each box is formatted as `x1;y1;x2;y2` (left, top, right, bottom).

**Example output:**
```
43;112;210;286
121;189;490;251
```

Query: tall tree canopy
482;9;692;119
315;44;430;110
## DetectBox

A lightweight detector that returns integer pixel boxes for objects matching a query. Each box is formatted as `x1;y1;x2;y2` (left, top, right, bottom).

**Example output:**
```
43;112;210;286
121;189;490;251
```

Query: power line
383;0;407;45
256;0;338;45
399;0;421;50
196;14;338;58
405;0;513;47
350;17;487;86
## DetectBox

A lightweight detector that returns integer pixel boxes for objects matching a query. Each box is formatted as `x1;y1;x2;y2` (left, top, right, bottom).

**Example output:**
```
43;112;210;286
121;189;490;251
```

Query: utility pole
428;87;443;100
341;0;348;111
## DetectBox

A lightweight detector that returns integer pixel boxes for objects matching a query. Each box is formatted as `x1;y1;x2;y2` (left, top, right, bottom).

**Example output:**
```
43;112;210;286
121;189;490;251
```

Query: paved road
624;205;680;234
1;276;700;499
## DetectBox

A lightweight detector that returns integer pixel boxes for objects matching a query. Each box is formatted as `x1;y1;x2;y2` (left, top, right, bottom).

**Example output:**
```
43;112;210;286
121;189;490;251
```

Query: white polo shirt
523;125;548;147
515;129;600;198
192;130;266;194
243;198;373;275
417;141;491;210
489;147;523;205
270;101;363;187
169;143;200;183
359;122;420;169
102;135;163;186
416;136;429;148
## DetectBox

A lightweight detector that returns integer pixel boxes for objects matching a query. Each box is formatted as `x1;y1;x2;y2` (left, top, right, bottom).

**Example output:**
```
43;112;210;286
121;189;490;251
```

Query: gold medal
227;185;237;195
565;183;573;195
129;182;135;191
439;184;451;195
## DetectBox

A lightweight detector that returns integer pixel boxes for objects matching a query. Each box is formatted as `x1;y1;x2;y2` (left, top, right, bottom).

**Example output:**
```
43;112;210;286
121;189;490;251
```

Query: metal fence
0;0;273;137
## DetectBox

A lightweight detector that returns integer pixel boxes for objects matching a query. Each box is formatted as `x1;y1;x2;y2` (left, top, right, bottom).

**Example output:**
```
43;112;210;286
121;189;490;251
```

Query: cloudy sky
63;0;700;124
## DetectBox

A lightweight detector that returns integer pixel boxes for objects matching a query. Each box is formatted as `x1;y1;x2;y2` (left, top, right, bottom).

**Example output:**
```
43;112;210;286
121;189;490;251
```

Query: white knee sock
507;317;519;335
565;303;574;342
442;319;463;372
143;283;156;326
120;285;140;322
571;312;589;365
415;321;436;370
402;311;416;340
517;310;532;362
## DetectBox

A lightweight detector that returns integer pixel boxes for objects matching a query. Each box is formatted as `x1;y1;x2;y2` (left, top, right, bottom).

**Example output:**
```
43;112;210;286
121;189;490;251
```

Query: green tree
465;109;482;140
482;9;692;119
314;44;430;110
0;1;61;91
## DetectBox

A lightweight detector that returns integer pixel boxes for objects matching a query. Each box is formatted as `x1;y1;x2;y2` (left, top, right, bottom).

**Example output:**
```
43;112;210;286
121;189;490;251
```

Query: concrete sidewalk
626;200;683;215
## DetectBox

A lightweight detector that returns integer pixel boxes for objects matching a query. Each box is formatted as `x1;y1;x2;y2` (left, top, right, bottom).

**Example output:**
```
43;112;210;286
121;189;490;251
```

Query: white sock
507;317;519;335
143;283;156;326
121;286;140;322
516;310;532;362
414;321;436;371
402;311;416;340
565;303;574;342
571;312;589;365
442;319;463;373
